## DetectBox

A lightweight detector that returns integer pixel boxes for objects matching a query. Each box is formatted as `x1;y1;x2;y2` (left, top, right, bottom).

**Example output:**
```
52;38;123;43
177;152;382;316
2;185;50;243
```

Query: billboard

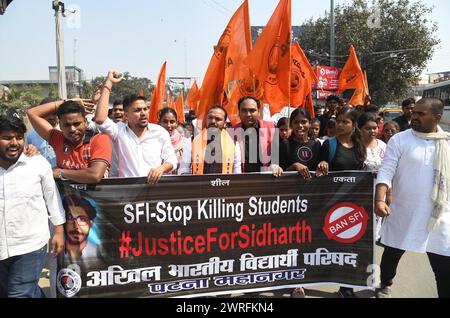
313;90;339;101
314;66;341;91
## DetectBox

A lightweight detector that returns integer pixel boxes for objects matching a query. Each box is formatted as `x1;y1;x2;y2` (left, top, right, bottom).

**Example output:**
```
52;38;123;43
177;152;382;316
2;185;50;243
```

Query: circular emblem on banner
267;40;280;85
291;69;301;93
238;78;263;100
57;268;82;298
323;202;369;244
296;146;312;162
214;28;231;59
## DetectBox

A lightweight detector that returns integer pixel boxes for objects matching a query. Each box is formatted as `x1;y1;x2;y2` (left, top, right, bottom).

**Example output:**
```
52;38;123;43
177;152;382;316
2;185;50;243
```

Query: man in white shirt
0;116;65;298
95;71;177;183
375;98;450;298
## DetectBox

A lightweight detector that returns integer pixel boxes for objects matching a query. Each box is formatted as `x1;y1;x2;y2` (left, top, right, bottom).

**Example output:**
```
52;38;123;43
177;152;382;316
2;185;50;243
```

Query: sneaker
338;287;356;298
375;285;392;298
291;288;306;298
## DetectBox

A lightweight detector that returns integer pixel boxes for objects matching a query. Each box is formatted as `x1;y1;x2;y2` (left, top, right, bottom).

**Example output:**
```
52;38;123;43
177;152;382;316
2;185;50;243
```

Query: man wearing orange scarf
179;105;241;175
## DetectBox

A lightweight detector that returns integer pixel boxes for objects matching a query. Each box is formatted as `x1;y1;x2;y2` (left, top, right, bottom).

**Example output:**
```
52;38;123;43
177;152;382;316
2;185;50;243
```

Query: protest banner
56;172;374;298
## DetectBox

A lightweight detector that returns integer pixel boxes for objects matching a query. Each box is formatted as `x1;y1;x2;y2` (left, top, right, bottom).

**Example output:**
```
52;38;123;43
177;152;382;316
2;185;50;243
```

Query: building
429;71;450;84
0;66;84;98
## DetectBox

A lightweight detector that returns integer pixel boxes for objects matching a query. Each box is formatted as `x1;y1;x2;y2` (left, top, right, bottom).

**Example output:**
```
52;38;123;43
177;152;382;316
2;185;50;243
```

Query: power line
201;0;228;16
370;48;421;55
209;0;232;14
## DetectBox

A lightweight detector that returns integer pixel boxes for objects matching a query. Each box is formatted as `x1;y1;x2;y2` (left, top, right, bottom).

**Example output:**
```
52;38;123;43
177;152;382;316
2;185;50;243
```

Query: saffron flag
363;70;370;105
338;45;366;106
185;81;200;114
197;0;252;128
174;92;185;124
149;61;167;124
227;76;264;126
304;92;315;118
245;0;292;114
291;41;317;117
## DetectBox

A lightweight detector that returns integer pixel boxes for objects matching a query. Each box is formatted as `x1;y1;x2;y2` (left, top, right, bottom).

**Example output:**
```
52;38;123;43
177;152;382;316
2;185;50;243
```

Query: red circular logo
323;202;369;244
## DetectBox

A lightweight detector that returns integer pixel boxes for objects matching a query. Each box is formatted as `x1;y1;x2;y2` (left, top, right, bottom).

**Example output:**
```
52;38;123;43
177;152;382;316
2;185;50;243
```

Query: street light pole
53;0;67;100
330;0;336;67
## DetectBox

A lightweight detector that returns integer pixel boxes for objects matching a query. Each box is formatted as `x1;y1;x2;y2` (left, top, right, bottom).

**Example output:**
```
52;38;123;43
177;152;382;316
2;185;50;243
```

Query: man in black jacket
393;98;415;131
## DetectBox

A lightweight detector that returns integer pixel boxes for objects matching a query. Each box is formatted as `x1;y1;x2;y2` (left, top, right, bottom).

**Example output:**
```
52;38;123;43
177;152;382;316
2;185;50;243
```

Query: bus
423;80;450;132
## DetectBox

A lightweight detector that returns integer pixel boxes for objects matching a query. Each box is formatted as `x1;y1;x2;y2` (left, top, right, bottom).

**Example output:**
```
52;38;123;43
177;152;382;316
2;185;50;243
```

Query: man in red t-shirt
27;99;111;184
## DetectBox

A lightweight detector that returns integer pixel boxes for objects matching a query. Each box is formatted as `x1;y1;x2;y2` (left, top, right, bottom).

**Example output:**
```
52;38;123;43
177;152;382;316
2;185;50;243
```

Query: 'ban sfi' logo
323;202;369;244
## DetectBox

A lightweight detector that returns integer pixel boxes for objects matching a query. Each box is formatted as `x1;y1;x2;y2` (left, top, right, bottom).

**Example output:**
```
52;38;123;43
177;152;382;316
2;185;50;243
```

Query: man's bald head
416;98;444;116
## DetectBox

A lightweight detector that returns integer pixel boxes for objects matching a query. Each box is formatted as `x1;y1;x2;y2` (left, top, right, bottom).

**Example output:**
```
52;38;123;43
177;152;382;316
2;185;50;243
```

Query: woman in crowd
271;108;323;298
158;108;191;175
322;118;337;142
317;106;367;298
358;113;387;173
309;118;322;144
182;122;195;141
277;117;290;141
381;121;400;144
358;112;387;241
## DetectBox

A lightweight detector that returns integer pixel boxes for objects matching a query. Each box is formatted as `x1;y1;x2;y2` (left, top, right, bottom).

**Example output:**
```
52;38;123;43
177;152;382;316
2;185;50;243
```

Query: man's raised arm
27;99;66;142
95;70;123;125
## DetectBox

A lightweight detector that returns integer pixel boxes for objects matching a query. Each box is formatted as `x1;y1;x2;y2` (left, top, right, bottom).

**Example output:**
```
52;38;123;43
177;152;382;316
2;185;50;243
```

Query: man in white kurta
375;98;450;298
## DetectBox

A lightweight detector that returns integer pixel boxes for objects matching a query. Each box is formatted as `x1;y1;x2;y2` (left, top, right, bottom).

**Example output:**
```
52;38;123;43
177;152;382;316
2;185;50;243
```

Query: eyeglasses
67;214;90;226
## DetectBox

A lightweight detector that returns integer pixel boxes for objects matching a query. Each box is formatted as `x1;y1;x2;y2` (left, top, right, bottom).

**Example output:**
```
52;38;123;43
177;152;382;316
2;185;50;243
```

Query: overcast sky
1;0;449;83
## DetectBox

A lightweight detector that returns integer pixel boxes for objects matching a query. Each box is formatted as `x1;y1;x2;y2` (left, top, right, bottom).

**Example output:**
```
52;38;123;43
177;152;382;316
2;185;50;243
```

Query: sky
1;0;449;84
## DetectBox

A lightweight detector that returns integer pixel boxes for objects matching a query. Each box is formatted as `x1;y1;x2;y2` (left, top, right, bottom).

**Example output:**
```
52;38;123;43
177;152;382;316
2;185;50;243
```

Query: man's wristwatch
57;169;68;181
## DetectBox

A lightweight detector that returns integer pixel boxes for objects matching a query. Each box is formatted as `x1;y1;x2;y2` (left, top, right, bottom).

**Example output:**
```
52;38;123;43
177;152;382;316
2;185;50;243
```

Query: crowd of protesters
1;69;449;299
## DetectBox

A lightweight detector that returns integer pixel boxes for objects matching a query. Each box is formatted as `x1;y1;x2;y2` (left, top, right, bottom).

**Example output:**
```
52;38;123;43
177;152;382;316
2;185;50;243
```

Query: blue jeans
0;246;46;298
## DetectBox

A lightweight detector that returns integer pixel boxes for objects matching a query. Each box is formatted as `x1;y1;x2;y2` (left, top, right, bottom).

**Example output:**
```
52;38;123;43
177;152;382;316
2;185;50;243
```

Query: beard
0;146;23;164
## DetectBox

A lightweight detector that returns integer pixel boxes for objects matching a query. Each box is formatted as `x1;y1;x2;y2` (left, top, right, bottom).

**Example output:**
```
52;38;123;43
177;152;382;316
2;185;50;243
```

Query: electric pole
53;0;67;99
73;38;77;67
330;0;336;67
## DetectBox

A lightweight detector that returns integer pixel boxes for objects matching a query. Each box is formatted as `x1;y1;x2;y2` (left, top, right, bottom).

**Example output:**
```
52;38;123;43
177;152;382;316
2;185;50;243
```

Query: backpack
328;137;337;164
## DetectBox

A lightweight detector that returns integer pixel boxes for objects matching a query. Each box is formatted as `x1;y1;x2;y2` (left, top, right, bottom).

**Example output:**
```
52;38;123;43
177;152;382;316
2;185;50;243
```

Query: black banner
56;172;374;298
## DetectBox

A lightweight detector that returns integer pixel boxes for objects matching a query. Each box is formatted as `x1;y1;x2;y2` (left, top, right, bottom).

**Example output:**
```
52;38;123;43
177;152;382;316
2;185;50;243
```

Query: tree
0;85;43;118
299;0;439;105
91;72;154;103
48;84;58;99
80;80;93;99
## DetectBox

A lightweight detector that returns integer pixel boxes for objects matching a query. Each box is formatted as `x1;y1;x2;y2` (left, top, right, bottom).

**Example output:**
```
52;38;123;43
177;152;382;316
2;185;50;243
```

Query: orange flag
338;45;366;106
174;92;185;124
149;61;167;124
245;0;292;114
363;70;370;104
185;81;200;114
197;0;252;128
291;41;317;116
227;76;264;126
304;92;315;118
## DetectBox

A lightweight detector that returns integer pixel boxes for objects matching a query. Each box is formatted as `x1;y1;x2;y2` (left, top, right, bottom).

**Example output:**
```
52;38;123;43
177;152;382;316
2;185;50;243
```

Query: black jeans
380;246;450;298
